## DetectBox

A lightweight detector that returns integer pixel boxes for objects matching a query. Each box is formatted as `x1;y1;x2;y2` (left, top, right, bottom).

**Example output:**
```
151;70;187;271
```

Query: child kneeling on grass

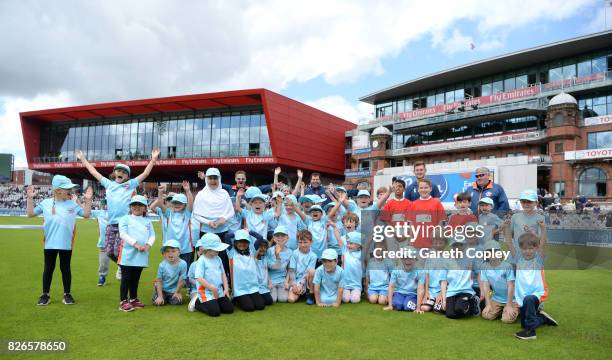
383;246;423;312
226;229;266;312
153;240;187;306
187;240;206;312
192;233;233;317
313;249;344;307
480;240;518;323
440;238;481;319
287;230;317;304
117;195;155;312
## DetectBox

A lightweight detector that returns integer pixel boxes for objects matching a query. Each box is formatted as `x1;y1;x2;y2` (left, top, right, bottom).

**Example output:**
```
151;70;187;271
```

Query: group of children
26;150;557;340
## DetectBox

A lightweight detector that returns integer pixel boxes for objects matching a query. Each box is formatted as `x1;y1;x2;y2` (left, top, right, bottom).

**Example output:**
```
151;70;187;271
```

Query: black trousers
234;292;265;312
180;252;194;269
195;296;234;317
445;293;474;319
520;295;545;330
119;265;144;301
261;292;274;306
43;249;72;294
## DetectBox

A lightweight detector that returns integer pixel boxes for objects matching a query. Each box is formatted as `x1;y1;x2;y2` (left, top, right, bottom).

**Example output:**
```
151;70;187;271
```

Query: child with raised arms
287;229;317;304
276;194;305;251
153;240;187;306
27;176;93;305
151;181;195;267
313;249;344;307
193;233;233;317
117;195;155;312
235;188;279;241
75;148;159;265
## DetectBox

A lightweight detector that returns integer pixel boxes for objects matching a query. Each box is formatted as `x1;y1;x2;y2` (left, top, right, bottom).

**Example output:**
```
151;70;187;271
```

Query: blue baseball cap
160;239;181;253
245;186;262;200
321;248;338;260
357;190;371;197
336;186;347;193
308;205;323;213
170;193;188;204
250;194;269;203
199;233;229;251
346;231;362;246
484;240;501;250
519;190;538;202
285;194;297;204
51;175;78;190
205;168;221;177
273;225;289;235
195;239;206;250
234;229;252;242
129;195;148;207
272;191;285;199
479;197;494;206
323;202;336;212
114;163;131;176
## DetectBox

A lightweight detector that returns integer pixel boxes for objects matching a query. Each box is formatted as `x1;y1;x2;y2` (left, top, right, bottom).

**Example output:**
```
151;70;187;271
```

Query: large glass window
504;74;516;91
587;131;612;149
578;167;607;197
516;73;528;89
577;58;592;77
592;56;606;73
492;78;503;94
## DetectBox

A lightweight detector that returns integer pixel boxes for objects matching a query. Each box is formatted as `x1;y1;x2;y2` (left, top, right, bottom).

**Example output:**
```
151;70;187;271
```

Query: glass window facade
578;93;612;117
587;131;612;150
38;108;271;162
578;167;607;197
375;49;611;118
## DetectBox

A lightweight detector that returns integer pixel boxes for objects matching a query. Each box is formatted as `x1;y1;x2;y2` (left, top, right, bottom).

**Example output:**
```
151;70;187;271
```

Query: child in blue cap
266;225;292;302
75;148;159;266
340;231;364;303
27;175;93;306
383;245;423;312
225;229;266;312
276;194;305;251
506;190;546;264
153;240;188;306
150;181;195;267
193;233;233;317
313;249;344;307
117;195;156;312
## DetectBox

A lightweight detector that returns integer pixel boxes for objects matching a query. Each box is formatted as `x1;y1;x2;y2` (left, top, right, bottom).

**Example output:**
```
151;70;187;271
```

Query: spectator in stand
469;167;510;215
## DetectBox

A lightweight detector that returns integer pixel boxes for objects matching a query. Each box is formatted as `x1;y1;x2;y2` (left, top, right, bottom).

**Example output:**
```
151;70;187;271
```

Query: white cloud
433;29;475;55
0;92;75;167
304;96;373;124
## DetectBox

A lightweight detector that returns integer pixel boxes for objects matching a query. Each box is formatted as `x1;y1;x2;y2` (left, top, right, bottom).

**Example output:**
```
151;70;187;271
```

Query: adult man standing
303;172;329;204
404;161;441;201
469;167;510;214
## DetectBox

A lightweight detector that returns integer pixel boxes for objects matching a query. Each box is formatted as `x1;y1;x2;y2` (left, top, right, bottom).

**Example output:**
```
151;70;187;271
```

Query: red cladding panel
262;90;355;176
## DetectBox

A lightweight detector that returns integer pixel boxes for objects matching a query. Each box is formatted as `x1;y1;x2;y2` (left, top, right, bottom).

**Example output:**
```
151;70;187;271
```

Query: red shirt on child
409;197;447;248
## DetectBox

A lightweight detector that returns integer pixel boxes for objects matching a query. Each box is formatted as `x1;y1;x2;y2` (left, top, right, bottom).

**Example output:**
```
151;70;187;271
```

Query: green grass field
0;216;611;359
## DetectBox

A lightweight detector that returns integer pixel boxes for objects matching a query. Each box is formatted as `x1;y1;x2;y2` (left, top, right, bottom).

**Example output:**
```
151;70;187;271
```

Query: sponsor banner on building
564;148;612;161
584;115;612;127
392;130;543;156
372;86;541;124
544;72;606;90
345;169;371;178
31;157;276;170
395;169;496;203
353;148;371;155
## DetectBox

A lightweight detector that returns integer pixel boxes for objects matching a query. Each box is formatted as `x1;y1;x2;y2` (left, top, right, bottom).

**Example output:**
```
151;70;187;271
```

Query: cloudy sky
0;0;609;167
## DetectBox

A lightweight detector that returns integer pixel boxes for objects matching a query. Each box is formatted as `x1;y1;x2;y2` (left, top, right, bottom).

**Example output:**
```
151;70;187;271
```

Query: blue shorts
391;292;418;311
367;289;387;297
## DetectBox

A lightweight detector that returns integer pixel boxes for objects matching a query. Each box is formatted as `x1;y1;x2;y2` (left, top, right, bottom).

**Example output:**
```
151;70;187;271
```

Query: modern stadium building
345;30;612;203
19;89;355;185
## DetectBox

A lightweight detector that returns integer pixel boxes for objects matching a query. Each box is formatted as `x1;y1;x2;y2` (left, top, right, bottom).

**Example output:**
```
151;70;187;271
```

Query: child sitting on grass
365;241;391;305
313;249;344;307
192;233;233;317
287;230;317;304
480;240;517;323
383;246;423;312
153;240;187;306
439;238;480;319
420;235;449;313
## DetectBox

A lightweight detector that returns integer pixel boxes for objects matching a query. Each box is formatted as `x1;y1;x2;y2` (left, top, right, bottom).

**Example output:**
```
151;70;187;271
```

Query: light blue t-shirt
327;220;346;256
100;177;139;224
227;248;259;297
313;265;344;304
256;257;271;294
242;208;274;240
187;261;198;296
480;261;515;304
424;257;449;298
289;249;317;284
390;268;420;295
366;258;391;292
34;198;84;250
514;255;546;306
117;215;155;267
194;255;225;302
278;213;305;250
341;245;363;290
161;208;193;254
467;244;485;289
91;209;108;248
156;208;168;238
304;215;328;258
441;260;475;297
226;212;243;233
511;211;545;250
346;202;378;231
478;212;502;242
266;245;292;285
156;259;188;293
